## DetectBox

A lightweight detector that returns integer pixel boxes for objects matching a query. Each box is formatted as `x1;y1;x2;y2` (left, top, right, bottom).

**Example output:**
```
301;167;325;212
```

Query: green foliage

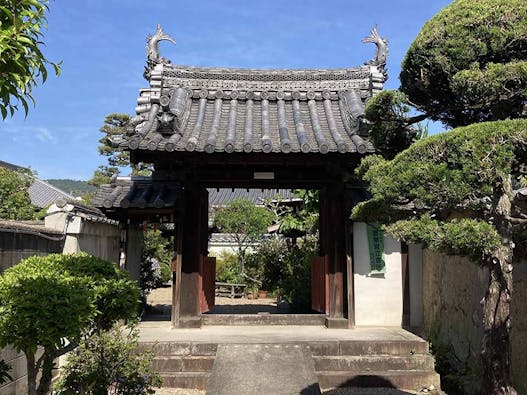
214;199;274;276
278;236;318;312
247;236;317;312
401;0;527;127
0;253;140;394
45;179;97;197
353;119;527;259
158;261;172;284
386;216;501;261
55;324;162;395
98;114;133;168
214;199;274;240
0;0;60;119
140;229;173;301
88;166;119;188
0;359;12;385
89;114;152;187
364;90;419;158
0;255;93;354
0;167;36;220
278;190;319;237
246;238;288;291
213;250;239;283
0;253;139;354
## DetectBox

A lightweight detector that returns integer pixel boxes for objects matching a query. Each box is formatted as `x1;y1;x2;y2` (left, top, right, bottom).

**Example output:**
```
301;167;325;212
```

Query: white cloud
35;127;54;142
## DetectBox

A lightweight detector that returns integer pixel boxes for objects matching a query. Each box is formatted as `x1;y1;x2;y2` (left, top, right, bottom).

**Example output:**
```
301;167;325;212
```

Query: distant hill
45;179;96;197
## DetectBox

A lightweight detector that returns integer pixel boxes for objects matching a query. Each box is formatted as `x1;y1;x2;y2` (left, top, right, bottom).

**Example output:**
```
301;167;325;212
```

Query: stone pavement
206;344;320;395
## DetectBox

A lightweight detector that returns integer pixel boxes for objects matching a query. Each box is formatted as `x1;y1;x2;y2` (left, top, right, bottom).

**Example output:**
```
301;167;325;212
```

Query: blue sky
0;0;452;180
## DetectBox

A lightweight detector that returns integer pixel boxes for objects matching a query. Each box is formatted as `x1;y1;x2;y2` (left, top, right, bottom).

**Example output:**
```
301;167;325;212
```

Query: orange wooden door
311;255;328;313
199;256;216;313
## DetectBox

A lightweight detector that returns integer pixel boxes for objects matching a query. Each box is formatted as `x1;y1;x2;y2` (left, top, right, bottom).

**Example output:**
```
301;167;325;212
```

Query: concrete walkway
139;323;426;344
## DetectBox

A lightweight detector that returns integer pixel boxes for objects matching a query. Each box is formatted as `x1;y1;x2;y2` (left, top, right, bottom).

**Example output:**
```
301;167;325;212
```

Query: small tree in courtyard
0;253;140;395
213;199;274;278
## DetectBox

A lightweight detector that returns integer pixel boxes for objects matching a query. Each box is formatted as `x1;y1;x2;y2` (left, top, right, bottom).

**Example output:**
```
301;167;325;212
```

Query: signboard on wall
367;224;385;274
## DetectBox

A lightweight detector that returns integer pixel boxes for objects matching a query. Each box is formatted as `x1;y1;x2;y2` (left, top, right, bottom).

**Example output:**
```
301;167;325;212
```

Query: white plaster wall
353;222;403;326
125;227;143;283
408;244;424;328
45;210;120;263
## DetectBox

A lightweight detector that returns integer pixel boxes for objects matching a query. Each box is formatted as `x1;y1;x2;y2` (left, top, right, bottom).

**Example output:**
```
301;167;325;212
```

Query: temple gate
93;25;389;328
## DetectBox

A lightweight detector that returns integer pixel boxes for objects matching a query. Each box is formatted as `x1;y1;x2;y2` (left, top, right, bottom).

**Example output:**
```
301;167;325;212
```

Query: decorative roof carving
144;24;176;79
362;26;388;79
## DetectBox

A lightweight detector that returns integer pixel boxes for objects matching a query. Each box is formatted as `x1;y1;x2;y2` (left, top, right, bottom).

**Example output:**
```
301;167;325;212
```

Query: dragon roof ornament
144;24;176;79
362;26;388;79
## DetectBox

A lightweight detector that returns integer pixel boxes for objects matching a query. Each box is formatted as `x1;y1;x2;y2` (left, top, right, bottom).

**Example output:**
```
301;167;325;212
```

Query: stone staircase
309;339;440;391
139;336;440;393
140;342;217;390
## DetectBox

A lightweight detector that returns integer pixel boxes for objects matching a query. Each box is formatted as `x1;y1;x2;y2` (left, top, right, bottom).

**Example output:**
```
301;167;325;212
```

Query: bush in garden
158;261;172;284
279;235;318;312
0;253;140;395
245;238;288;291
214;250;239;284
140;229;173;302
54;324;161;395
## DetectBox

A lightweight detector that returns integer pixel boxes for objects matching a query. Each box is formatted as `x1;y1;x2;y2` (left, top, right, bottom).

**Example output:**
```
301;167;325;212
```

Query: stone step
314;355;435;372
160;372;211;390
206;344;321;395
317;370;441;392
153;355;215;372
202;314;326;326
138;342;218;356
307;340;429;357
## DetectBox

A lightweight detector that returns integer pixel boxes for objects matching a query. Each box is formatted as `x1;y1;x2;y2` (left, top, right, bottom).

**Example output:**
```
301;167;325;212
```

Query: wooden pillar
176;181;208;328
345;188;355;328
171;217;183;328
320;184;348;328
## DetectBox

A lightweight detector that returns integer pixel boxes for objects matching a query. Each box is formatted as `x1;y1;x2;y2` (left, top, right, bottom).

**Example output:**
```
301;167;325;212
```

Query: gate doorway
199;188;327;319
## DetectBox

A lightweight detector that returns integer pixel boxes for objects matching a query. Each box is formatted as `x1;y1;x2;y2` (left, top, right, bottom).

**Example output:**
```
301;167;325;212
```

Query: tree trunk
36;352;54;395
483;248;516;395
482;178;516;394
25;351;37;395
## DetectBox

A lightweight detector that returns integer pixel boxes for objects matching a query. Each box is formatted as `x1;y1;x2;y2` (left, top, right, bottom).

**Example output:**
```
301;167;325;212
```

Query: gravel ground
147;286;281;315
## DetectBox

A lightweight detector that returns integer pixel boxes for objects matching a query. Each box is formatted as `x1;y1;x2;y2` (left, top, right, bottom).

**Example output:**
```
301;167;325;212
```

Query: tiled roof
92;177;295;210
91;177;181;209
116;62;383;155
208;188;293;206
28;179;77;208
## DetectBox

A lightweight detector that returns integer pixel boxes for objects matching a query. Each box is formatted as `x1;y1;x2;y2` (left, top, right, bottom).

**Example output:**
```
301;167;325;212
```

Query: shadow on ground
319;376;416;394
